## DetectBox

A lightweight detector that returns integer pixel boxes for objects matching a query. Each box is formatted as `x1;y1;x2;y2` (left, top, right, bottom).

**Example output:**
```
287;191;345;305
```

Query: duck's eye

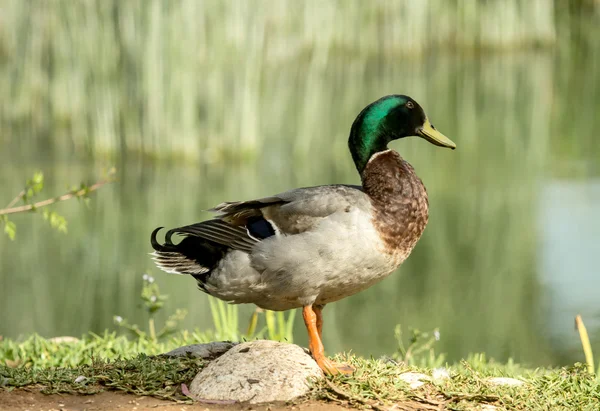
406;101;414;109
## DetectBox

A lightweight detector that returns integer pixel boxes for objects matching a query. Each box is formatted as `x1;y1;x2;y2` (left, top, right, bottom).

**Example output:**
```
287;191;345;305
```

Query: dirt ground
0;389;349;411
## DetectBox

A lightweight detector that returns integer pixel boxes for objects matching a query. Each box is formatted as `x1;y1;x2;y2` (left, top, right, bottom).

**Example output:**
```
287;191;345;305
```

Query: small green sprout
393;324;446;368
114;274;188;341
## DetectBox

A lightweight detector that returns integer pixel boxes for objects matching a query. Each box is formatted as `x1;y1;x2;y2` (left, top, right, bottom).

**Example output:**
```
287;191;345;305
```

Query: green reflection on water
1;5;599;369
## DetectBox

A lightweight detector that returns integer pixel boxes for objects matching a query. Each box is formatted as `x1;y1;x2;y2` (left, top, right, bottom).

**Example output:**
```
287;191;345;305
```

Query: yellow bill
417;118;456;149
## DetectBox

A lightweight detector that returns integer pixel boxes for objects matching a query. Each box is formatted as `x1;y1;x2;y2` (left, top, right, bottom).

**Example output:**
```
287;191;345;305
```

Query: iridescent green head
348;95;455;173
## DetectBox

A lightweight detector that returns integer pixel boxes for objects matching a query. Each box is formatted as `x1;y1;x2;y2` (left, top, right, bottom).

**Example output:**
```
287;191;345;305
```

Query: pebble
398;372;431;389
487;377;525;387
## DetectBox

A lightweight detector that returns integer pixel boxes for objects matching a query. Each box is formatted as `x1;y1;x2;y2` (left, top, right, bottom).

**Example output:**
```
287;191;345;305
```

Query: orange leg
302;305;354;375
314;304;324;339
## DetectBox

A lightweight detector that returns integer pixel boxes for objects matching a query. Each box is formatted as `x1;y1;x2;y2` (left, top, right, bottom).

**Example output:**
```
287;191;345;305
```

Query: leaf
24;171;44;202
31;171;44;191
42;210;68;233
3;220;16;240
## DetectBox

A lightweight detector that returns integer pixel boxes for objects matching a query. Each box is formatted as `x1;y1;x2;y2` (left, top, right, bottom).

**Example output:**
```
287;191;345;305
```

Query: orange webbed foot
302;305;355;376
318;357;355;375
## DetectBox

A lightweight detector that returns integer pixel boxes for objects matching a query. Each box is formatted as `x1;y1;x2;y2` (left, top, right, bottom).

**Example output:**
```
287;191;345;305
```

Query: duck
150;95;456;375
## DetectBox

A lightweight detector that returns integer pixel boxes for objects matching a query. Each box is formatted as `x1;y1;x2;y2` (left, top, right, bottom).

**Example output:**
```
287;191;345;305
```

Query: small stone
487;377;524;387
398;372;431;389
74;375;87;383
379;355;399;366
432;367;451;380
162;342;237;360
48;336;79;343
189;340;322;403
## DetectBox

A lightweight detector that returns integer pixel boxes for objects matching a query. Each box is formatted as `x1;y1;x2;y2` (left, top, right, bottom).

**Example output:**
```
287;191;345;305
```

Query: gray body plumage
152;176;423;311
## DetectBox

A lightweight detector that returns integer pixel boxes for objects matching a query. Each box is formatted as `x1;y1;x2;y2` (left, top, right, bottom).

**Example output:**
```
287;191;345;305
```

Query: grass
0;331;209;369
1;352;201;401
2;277;600;409
318;356;600;410
2;334;600;409
2;309;600;409
2;278;600;409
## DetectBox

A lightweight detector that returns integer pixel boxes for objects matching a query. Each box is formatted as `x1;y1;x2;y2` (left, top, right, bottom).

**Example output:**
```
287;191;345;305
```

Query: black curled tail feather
150;227;168;251
150;227;228;289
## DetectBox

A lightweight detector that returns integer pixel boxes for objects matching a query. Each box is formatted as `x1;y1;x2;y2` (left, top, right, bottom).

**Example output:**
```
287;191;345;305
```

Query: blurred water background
1;0;599;367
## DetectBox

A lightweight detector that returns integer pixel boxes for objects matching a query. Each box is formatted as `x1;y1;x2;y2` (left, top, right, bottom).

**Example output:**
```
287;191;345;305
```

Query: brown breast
361;149;429;257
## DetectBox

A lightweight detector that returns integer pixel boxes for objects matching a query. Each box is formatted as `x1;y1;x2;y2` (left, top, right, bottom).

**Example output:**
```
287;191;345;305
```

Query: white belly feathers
203;208;401;311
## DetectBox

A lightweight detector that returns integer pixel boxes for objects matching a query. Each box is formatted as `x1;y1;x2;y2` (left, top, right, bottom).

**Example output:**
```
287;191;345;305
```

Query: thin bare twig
0;180;110;216
5;190;25;209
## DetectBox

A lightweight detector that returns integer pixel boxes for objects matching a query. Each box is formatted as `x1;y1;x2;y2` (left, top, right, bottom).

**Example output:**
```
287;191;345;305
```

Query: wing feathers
168;219;259;253
151;185;369;276
211;197;286;224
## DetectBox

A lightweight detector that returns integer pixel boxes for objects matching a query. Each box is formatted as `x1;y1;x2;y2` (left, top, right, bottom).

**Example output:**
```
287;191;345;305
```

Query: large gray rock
189;340;323;403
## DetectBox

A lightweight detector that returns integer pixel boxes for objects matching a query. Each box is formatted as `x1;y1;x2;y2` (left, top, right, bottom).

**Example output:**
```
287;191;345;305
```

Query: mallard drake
151;95;455;375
